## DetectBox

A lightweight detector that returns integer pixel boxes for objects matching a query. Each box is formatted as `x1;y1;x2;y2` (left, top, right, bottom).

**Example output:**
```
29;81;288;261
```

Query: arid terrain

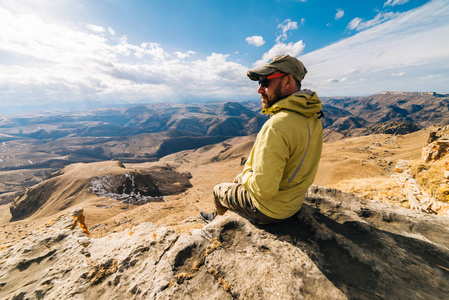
0;92;449;299
1;91;449;242
1;125;448;244
0;126;448;299
1;91;447;204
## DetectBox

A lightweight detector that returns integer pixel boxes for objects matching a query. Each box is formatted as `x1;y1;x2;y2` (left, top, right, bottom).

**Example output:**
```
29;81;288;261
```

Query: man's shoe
200;211;217;223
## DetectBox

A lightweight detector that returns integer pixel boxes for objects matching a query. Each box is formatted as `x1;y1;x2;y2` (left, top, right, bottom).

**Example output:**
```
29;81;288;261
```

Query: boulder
422;139;449;162
1;186;448;299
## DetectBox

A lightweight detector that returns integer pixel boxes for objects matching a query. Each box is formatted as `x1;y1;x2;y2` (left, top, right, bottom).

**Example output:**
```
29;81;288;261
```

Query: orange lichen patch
77;238;91;247
208;267;231;292
204;237;222;256
175;272;194;284
0;242;14;251
395;160;409;173
171;237;224;286
422;140;449;163
208;267;218;276
129;229;134;237
47;215;64;227
191;259;202;271
71;209;91;237
218;278;231;292
86;259;118;284
152;232;157;240
168;279;175;288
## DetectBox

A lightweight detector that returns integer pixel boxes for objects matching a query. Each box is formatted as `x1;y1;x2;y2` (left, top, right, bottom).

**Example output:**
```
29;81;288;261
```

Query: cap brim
247;66;277;81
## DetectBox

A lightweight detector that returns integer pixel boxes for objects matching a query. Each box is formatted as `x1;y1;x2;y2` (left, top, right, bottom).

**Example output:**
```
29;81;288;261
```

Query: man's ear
285;74;294;88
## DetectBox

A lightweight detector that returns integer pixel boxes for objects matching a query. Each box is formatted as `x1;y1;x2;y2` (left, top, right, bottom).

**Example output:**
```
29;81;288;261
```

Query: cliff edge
1;186;448;299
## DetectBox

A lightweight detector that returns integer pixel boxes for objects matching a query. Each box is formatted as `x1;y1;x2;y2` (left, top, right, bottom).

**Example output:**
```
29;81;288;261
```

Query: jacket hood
261;89;322;117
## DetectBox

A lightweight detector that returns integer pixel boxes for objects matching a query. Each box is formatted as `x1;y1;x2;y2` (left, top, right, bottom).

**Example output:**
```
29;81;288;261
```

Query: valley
0;91;448;243
0;92;448;299
1;91;448;203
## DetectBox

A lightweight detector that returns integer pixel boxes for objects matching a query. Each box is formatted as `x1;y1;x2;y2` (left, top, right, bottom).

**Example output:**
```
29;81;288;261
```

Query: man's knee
213;182;235;199
233;173;243;184
213;183;234;214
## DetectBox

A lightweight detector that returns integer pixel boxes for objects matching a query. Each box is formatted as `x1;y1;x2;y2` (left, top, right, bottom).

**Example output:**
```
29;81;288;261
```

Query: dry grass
2;128;448;245
407;155;449;202
334;177;409;208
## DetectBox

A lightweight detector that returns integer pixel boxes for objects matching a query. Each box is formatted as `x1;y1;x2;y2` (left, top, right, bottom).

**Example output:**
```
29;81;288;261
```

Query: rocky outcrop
393;133;449;214
9;161;192;221
393;167;449;215
422;139;449;162
1;186;448;299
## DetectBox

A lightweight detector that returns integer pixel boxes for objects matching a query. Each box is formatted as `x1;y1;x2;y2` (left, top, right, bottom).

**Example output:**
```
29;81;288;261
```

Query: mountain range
0;117;448;299
1;91;449;298
322;91;449;136
0;91;448;202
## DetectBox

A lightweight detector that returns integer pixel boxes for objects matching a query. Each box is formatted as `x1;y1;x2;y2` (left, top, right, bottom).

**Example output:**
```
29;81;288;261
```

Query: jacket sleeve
242;124;288;201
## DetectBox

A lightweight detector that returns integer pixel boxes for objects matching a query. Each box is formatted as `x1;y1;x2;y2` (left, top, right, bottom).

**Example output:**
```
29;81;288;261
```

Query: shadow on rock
262;186;449;299
2;186;448;300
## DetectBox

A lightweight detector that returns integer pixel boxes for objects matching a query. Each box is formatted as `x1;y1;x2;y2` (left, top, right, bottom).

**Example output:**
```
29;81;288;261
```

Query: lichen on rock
1;186;449;299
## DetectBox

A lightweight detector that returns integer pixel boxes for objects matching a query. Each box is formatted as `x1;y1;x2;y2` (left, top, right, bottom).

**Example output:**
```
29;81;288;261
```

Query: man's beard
263;81;284;108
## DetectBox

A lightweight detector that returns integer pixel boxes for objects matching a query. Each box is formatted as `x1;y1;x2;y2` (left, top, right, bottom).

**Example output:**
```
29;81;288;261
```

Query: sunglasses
258;73;286;88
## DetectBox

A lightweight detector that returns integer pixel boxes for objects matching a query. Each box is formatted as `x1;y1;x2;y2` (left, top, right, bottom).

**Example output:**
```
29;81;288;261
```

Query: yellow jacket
242;90;323;219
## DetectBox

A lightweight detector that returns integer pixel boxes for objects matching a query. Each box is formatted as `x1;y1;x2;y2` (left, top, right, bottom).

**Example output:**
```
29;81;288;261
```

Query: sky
1;0;448;114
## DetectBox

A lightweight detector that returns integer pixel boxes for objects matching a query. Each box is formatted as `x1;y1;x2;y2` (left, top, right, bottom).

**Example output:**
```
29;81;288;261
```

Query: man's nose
257;83;265;93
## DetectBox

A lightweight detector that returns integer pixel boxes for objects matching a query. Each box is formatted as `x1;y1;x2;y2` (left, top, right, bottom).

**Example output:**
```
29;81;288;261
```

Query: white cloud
302;0;449;96
347;12;398;31
113;36;168;60
254;41;305;67
0;8;114;64
107;27;115;35
138;42;168;60
246;35;265;47
86;23;105;33
276;19;299;42
347;17;362;30
0;6;251;109
335;9;344;20
384;0;410;7
174;51;196;59
0;0;448;110
422;74;442;79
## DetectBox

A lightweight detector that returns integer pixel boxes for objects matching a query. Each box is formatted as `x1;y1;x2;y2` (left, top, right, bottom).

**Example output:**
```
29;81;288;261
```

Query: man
201;55;323;224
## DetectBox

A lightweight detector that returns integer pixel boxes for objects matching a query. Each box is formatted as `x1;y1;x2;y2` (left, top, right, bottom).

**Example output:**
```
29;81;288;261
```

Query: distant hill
0;102;265;140
324;91;449;126
322;91;449;138
1;91;448;199
0;101;266;199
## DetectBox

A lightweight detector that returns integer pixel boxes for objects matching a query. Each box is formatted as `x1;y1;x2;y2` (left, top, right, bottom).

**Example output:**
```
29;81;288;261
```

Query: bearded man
201;55;323;224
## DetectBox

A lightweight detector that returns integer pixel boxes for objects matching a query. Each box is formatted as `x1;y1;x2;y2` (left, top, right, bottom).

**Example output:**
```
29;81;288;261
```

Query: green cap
247;55;308;82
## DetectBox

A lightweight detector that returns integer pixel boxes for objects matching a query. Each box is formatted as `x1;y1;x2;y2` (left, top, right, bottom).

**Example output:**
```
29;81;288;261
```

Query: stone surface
422;139;449;162
1;186;449;299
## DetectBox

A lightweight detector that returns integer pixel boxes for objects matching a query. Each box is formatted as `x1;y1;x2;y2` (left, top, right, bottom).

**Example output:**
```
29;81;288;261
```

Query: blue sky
1;0;448;114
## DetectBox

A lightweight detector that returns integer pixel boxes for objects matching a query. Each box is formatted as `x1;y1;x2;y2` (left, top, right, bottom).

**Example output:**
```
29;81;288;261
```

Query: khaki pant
213;174;284;224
